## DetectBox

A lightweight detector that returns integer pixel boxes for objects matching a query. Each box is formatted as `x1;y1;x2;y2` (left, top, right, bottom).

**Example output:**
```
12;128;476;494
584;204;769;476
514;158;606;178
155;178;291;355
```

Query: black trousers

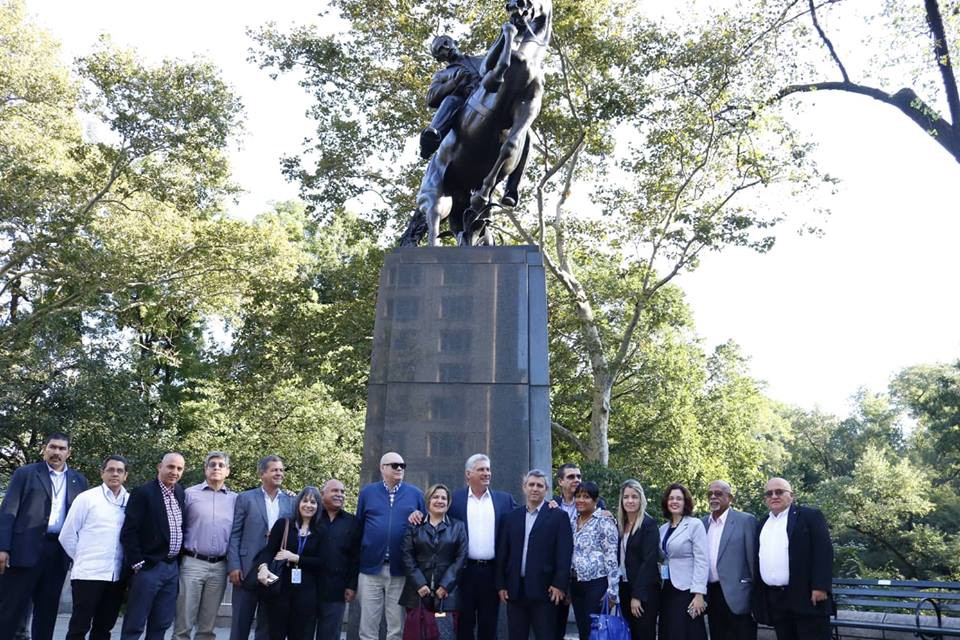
705;582;756;640
457;561;500;640
0;537;70;640
554;598;570;640
764;588;830;640
508;580;557;640
618;582;657;640
67;579;126;640
266;584;317;640
658;580;706;640
570;577;607;640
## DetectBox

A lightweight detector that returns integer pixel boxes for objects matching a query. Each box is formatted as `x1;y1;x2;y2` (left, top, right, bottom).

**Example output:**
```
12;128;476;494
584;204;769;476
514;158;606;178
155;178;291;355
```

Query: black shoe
419;128;442;159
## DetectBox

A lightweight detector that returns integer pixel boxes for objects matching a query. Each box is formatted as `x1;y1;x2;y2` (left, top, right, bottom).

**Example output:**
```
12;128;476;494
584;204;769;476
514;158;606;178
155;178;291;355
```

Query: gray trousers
358;566;405;640
174;556;228;640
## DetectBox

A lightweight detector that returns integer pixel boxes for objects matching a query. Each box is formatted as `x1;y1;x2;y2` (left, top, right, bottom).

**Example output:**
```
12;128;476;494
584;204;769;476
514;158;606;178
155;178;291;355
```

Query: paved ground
50;615;233;640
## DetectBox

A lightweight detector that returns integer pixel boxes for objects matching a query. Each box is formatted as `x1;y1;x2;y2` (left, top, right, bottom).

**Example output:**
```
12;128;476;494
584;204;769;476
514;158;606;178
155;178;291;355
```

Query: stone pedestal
363;245;552;498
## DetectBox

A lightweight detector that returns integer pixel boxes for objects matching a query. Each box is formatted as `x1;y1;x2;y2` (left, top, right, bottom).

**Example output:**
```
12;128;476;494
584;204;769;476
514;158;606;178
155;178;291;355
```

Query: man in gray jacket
226;456;294;640
702;481;757;640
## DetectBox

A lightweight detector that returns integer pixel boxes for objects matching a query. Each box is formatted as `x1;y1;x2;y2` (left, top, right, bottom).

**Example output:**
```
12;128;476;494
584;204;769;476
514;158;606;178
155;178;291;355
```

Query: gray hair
618;479;649;535
465;453;490;472
523;469;547;484
257;455;283;475
205;451;230;467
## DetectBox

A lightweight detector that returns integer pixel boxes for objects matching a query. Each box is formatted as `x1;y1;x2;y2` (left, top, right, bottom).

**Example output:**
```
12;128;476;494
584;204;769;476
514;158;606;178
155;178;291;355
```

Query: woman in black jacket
256;486;325;640
399;483;468;613
617;479;660;640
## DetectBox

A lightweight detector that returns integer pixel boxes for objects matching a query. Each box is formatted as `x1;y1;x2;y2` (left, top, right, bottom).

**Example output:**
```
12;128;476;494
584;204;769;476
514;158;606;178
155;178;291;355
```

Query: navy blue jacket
356;481;425;576
120;479;186;569
496;503;573;601
0;462;87;567
447;487;517;552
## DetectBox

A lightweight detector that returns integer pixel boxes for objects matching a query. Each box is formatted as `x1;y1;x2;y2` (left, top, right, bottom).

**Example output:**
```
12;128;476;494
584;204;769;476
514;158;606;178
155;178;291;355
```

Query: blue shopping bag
589;600;630;640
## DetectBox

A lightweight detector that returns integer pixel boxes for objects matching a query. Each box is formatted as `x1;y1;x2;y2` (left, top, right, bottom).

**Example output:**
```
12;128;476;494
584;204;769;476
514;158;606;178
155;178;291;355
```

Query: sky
21;0;960;417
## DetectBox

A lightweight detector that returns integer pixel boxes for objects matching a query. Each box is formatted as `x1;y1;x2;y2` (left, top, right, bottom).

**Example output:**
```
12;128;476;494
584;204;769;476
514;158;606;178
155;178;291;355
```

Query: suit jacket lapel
254;489;269;528
786;505;798;539
716;511;734;560
36;464;53;499
65;470;82;505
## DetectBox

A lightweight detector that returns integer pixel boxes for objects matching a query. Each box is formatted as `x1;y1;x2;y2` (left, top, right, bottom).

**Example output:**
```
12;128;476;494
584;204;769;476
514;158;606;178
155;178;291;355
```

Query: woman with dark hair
617;479;660;640
256;486;325;640
569;481;620;640
657;483;708;640
399;484;467;614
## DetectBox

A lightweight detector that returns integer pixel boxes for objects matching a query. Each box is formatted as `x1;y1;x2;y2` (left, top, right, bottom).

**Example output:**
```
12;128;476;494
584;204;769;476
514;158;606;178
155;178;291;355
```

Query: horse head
506;0;552;41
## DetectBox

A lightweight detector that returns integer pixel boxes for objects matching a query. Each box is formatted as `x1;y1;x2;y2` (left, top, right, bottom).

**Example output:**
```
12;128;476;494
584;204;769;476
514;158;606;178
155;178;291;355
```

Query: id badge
290;568;302;584
659;563;670;580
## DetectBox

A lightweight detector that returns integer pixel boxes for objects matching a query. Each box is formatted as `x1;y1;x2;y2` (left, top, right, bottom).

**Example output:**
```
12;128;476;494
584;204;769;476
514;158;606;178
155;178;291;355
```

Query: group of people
0;434;834;640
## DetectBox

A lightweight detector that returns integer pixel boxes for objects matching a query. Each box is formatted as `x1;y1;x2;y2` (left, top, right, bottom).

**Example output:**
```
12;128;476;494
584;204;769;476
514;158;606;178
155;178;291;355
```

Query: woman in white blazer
658;483;708;640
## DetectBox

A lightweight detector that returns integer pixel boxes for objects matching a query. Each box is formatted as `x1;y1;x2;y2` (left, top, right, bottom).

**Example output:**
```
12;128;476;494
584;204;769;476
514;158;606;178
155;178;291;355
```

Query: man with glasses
174;452;236;640
59;455;130;640
356;452;424;640
701;481;757;640
752;477;833;640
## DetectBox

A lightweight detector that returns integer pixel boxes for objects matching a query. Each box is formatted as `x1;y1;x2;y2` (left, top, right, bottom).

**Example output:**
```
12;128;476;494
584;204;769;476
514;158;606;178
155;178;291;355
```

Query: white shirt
263;488;281;530
707;508;728;583
47;465;68;533
521;504;541;577
759;509;790;586
58;484;128;581
466;489;496;560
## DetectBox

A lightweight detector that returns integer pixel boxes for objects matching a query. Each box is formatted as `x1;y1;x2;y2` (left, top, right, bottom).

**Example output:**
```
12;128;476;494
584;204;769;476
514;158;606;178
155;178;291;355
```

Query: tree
759;0;960;164
252;0;828;465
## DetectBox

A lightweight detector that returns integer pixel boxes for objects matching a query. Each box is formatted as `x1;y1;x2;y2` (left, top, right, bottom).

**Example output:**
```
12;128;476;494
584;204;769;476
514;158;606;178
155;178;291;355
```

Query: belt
45;532;61;541
764;584;788;591
467;558;493;566
162;555;179;563
182;549;226;563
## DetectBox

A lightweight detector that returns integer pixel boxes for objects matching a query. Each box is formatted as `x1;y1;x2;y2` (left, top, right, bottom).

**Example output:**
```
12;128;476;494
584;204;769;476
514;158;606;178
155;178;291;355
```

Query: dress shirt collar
200;481;230;493
768;508;789;521
526;502;542;515
711;508;729;526
100;483;128;504
158;479;176;498
468;488;491;501
261;486;281;502
46;463;67;476
383;480;402;494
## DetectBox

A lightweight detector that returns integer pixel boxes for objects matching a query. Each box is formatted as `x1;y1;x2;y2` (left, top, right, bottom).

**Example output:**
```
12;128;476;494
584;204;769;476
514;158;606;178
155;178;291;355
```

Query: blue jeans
121;560;179;640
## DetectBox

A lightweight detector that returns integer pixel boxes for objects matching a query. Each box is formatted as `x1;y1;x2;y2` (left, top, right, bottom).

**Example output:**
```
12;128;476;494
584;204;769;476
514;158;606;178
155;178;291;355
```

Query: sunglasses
764;488;789;498
384;462;407;470
706;491;726;498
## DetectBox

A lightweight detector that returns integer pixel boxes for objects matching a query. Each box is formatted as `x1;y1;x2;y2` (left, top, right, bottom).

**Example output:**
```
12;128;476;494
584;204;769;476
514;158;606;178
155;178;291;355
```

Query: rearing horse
404;0;553;247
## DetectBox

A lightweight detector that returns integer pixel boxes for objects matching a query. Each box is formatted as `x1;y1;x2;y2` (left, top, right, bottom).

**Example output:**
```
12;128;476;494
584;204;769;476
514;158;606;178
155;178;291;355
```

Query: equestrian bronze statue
400;0;552;247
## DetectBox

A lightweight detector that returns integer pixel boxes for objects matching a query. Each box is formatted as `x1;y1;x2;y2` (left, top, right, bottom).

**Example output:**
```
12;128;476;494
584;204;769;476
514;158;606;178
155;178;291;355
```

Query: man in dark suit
314;478;359;640
702;480;757;640
752;477;834;640
447;454;517;640
0;433;88;640
119;452;187;640
227;455;294;640
496;469;573;640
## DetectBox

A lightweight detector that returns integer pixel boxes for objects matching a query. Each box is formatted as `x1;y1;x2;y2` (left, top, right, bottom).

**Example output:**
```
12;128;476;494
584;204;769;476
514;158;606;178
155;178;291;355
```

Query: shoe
419;128;442;159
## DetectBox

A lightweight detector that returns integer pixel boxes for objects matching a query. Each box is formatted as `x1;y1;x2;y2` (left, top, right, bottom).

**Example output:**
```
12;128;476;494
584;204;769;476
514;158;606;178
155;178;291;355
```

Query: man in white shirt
753;477;833;640
59;456;130;640
701;481;756;640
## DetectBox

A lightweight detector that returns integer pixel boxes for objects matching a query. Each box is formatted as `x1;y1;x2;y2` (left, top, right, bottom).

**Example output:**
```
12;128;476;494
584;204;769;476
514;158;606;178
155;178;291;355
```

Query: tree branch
551;420;587;455
924;0;960;135
808;0;850;82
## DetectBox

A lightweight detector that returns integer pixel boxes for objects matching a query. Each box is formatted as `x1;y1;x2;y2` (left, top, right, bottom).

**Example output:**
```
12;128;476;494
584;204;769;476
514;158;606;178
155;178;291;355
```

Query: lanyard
50;472;66;499
296;532;309;557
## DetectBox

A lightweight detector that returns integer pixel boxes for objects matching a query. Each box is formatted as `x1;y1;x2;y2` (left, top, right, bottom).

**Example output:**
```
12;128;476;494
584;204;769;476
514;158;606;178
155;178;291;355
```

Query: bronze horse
401;0;553;246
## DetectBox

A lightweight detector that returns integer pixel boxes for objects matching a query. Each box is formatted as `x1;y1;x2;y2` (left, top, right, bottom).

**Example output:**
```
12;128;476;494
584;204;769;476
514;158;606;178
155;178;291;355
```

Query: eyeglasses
565;473;582;480
384;462;407;470
764;488;789;498
207;462;227;468
706;491;726;498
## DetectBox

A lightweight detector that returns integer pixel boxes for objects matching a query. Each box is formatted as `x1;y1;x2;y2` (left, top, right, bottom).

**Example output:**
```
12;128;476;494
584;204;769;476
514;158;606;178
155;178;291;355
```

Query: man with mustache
0;433;89;640
314;478;359;640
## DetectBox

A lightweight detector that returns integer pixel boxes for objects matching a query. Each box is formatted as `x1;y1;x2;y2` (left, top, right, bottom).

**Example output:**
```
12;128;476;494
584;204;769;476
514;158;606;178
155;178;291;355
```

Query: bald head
379;452;406;487
764;477;794;514
157;452;185;488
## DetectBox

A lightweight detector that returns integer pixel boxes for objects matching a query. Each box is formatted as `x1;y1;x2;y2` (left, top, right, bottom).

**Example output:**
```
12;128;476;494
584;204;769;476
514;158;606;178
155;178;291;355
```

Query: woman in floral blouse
569;481;620;640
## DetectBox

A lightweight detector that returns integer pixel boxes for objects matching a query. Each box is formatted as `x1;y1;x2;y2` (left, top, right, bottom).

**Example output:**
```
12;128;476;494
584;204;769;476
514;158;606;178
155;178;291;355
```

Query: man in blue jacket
0;433;88;640
356;452;424;640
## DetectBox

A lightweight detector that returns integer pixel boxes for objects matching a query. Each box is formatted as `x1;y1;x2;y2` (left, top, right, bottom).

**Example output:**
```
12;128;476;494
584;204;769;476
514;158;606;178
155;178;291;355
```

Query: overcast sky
22;0;960;417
